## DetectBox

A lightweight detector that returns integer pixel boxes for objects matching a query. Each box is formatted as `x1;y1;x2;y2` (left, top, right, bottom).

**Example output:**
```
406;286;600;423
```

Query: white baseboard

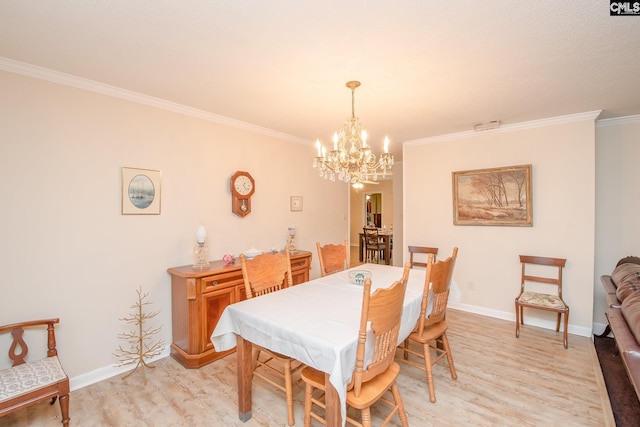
449;302;594;338
69;310;605;391
69;347;171;391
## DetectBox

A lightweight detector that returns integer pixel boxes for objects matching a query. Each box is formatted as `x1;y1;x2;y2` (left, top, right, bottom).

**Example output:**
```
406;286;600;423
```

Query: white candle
384;136;389;153
333;132;338;150
361;130;367;147
196;225;206;243
316;139;322;157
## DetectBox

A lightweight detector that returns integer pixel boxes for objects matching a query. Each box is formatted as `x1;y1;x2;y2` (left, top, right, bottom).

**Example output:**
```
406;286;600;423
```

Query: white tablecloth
210;263;457;425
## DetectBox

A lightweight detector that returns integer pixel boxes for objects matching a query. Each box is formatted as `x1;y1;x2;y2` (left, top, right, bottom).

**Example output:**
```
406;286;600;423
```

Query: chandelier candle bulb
384;136;389;153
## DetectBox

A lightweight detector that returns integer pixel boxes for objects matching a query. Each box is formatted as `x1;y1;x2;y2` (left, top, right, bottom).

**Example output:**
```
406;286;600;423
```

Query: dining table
211;262;460;426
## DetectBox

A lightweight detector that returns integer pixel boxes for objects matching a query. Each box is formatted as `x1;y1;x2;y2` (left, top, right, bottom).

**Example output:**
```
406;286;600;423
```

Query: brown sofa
600;256;640;401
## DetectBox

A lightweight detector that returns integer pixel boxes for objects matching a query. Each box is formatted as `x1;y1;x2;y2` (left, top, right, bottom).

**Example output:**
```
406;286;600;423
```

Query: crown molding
596;114;640;128
0;56;312;146
405;110;603;146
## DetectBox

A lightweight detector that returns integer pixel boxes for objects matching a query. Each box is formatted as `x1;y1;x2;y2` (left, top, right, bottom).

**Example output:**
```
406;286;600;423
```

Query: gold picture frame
452;164;532;226
290;196;303;212
122;167;162;215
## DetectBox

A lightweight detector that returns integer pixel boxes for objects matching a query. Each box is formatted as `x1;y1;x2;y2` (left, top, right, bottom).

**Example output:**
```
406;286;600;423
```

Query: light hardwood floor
0;308;613;427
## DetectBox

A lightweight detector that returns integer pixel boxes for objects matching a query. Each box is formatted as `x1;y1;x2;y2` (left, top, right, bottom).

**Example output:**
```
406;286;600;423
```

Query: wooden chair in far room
408;245;439;268
515;255;569;348
363;227;385;264
0;318;70;426
240;247;303;426
300;263;411;427
397;247;459;403
316;239;349;276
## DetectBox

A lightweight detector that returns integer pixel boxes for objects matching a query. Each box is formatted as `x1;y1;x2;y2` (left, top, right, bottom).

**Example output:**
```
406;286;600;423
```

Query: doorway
365;193;382;228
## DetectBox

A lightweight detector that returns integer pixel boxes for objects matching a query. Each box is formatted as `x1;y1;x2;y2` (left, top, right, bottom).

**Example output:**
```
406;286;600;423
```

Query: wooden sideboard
167;250;312;368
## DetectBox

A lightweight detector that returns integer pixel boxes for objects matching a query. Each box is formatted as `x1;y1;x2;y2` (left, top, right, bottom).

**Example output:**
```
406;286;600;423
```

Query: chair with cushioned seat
0;318;70;426
515;255;569;348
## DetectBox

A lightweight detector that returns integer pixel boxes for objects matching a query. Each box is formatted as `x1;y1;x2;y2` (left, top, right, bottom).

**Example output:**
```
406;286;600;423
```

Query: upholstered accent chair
0;318;70;426
515;255;569;348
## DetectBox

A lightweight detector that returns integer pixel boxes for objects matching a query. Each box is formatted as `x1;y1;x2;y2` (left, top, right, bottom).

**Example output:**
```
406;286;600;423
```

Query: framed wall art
452;164;532;226
122;167;162;215
290;196;303;212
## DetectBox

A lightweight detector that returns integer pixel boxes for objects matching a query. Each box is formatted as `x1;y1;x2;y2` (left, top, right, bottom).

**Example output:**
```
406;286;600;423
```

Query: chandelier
312;81;394;188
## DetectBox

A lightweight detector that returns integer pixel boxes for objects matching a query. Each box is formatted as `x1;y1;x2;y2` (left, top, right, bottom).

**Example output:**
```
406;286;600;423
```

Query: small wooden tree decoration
114;286;165;382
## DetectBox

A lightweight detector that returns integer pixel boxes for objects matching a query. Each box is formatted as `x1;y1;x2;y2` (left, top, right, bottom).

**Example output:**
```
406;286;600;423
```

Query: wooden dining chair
0;318;70;426
397;247;458;403
515;255;569;348
300;263;411;427
408;245;438;268
239;247;302;425
363;227;385;264
316;239;350;276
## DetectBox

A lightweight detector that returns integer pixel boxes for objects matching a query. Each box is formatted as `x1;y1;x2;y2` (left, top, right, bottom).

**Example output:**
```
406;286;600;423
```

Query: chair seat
0;356;67;402
517;291;567;310
347;362;401;409
408;320;448;343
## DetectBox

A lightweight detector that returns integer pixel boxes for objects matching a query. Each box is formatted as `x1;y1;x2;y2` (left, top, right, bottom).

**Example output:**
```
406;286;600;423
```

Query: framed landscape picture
452;164;532;226
122;167;162;215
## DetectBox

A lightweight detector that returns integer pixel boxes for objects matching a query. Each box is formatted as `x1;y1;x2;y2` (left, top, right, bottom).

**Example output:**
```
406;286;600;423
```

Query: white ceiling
1;1;639;160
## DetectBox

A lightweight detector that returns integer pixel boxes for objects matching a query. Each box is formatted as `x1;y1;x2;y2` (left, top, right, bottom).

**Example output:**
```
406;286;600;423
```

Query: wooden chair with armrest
515;255;569;348
397;247;458;403
316;239;350;276
240;247;303;426
0;318;70;426
408;245;439;268
363;227;385;264
300;263;411;427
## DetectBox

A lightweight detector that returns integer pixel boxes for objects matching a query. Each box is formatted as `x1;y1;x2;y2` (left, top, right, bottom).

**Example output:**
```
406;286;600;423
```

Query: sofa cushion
616;255;640;267
612;262;640;302
621;291;640;345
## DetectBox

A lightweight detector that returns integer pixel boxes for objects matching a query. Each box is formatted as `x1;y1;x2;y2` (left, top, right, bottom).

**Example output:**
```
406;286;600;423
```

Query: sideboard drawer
202;271;243;292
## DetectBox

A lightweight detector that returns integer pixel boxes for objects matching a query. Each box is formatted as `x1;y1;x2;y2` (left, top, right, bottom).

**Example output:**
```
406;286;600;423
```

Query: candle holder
287;226;297;253
193;225;210;270
193;242;210;270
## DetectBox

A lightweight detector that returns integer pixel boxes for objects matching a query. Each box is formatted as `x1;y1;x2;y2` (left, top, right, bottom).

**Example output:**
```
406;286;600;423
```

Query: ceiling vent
473;120;501;132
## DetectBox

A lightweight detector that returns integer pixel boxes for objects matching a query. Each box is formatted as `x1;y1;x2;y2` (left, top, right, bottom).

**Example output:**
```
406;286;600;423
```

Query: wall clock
230;171;255;217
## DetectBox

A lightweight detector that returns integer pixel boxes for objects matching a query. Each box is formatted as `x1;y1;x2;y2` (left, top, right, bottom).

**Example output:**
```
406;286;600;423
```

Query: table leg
324;373;342;426
237;336;253;422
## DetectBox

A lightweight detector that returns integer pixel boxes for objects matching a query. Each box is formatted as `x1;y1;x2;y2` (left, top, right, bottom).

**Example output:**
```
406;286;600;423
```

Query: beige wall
595;117;640;329
403;114;598;336
0;70;347;383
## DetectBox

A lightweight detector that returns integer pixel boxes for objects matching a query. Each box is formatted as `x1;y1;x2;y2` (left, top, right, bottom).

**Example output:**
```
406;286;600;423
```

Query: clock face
234;175;253;196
